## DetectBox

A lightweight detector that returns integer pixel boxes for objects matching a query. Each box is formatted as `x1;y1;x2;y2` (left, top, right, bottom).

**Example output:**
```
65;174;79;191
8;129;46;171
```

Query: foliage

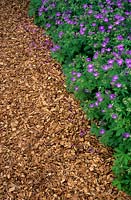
28;0;131;196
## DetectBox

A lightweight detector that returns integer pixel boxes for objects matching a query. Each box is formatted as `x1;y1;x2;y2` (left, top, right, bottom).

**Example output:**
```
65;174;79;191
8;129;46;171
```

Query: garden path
0;0;131;199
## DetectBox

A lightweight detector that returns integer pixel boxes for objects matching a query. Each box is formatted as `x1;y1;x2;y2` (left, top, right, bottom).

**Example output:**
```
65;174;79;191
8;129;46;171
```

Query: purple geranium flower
112;75;119;82
99;26;105;32
104;18;109;22
98;97;103;102
108;104;113;108
122;133;130;138
116;59;123;66
108;25;113;29
74;86;79;91
108;59;114;65
87;68;94;73
93;52;99;59
96;92;101;97
99;129;105;134
115;83;122;88
110;94;116;100
77;72;82;78
93;72;99;77
88;10;93;15
89;103;95;108
92;22;96;26
95;101;99;107
86;58;91;62
71;77;76;82
117;44;124;51
80;27;86;35
112;114;118;119
102;65;109;71
72;71;77;75
46;23;51;28
83;4;88;9
117;35;123;40
88;64;94;68
101;48;106;54
58;31;64;38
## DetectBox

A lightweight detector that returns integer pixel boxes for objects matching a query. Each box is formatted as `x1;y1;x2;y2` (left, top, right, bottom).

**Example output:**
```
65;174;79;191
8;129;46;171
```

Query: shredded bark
0;0;131;199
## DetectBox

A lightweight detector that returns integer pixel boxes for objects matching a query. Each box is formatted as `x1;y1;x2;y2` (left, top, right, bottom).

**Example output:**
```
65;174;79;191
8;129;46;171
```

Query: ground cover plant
28;0;131;196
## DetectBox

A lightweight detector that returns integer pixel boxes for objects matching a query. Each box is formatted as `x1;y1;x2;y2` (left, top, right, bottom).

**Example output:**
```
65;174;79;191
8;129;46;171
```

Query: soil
0;0;131;199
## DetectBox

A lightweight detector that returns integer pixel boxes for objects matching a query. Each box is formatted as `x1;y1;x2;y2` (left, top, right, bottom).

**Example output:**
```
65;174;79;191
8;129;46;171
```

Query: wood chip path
0;0;131;199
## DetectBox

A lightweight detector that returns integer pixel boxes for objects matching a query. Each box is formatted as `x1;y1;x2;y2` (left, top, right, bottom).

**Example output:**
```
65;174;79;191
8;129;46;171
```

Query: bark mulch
0;0;131;199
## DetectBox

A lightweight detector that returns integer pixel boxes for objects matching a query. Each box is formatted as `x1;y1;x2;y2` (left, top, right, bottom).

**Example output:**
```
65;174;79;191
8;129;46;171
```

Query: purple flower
58;31;64;38
99;26;105;32
108;25;113;29
102;65;109;71
102;42;107;47
83;4;88;9
122;133;130;138
117;44;124;51
104;37;110;43
108;59;114;65
125;59;131;65
71;77;76;82
112;52;119;58
92;22;96;26
127;64;131;68
125;59;131;68
77;72;82;78
80;27;86;35
110;94;116;100
112;75;119;82
117;35;123;40
89;103;94;108
86;58;91;62
95;101;99;107
95;14;103;19
101;9;108;14
116;59;123;66
108;104;113;109
104;18;109;22
88;10;93;15
99;129;105;134
93;52;99;59
87;68;94;73
72;71;77;75
126;50;131;55
96;92;101;97
46;23;51;28
51;45;60;52
93;72;99;77
38;7;44;16
98;97;103;102
115;21;120;25
111;114;118;119
74;86;79;91
80;23;84;27
56;12;61;17
88;64;94;68
115;83;122;88
51;2;56;7
106;48;111;52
